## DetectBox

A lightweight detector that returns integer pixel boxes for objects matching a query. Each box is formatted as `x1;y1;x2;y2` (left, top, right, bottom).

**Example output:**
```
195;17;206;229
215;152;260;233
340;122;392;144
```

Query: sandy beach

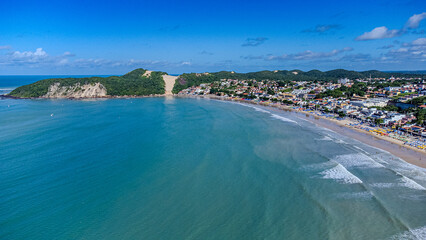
163;75;178;95
186;95;426;169
284;108;426;168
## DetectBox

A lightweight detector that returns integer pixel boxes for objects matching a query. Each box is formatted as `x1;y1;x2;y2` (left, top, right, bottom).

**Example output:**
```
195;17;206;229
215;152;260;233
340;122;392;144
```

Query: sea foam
389;226;426;240
319;164;363;184
399;176;426;190
270;114;299;124
370;176;425;191
316;136;333;141
333;153;384;169
252;106;270;113
335;191;372;200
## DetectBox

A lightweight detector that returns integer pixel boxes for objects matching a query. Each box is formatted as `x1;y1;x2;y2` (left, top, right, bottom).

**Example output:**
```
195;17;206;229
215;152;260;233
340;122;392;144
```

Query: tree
374;118;384;125
415;109;426;125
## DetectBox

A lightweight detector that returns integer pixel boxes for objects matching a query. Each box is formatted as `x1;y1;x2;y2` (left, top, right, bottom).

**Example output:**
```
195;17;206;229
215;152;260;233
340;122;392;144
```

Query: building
351;98;390;108
338;78;350;84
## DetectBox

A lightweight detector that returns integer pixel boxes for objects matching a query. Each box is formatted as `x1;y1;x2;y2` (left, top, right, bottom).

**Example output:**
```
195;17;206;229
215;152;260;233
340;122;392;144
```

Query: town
178;74;426;150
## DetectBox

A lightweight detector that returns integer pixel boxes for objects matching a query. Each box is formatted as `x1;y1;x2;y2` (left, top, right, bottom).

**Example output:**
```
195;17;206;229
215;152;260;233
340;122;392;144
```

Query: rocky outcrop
43;82;107;98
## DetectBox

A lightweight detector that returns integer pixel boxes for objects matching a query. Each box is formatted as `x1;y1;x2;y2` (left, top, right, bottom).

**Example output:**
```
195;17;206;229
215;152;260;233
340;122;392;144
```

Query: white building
338;78;350;84
383;114;406;124
351;98;390;108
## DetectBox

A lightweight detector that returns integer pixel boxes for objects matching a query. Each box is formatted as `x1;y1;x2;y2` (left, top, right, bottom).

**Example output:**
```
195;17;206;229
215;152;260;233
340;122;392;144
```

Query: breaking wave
270;113;299;124
389;226;426;240
399;176;426;190
319;164;363;184
251;106;270;113
333;153;385;169
316;136;333;141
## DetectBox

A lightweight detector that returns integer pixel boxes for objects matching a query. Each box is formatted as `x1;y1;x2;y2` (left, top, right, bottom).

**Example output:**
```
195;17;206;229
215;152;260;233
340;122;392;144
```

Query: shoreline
183;94;426;169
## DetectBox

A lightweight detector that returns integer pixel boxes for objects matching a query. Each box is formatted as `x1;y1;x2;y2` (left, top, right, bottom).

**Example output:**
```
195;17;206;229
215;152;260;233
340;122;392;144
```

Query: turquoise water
1;97;425;240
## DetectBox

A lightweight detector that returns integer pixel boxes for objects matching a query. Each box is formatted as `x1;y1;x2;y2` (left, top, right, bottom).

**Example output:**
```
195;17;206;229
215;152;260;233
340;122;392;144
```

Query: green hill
9;68;166;98
7;68;426;98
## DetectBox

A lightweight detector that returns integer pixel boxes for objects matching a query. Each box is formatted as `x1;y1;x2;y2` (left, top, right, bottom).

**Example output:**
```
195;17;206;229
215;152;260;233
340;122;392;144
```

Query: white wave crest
319;164;363;184
333;139;347;144
270;114;298;124
335;191;372;200
353;145;371;155
321;128;336;133
316;136;333;141
399;176;426;190
252;106;270;113
389;226;426;240
333;153;384;169
371;176;426;190
299;162;335;172
370;183;396;188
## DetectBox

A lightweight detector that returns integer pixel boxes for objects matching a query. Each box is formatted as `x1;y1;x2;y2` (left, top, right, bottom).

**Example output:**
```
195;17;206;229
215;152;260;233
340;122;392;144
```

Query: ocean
0;79;426;239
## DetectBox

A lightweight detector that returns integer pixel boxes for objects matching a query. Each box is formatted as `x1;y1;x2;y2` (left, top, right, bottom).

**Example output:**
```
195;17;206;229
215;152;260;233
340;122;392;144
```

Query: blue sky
0;0;425;74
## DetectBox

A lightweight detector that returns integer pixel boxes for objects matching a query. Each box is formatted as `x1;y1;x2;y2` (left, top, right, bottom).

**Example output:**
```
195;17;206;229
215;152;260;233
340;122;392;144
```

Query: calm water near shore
1;97;425;239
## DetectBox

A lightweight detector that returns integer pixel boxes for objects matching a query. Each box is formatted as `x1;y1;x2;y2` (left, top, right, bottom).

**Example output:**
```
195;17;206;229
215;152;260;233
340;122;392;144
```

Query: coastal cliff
43;82;107;98
7;68;174;98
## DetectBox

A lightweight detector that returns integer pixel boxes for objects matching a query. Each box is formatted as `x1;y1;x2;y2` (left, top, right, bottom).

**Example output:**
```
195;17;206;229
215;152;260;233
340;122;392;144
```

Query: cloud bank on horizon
0;0;425;74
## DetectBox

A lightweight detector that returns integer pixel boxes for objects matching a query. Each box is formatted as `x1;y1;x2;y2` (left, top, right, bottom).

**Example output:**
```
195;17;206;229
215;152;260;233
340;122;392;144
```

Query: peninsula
7;68;178;99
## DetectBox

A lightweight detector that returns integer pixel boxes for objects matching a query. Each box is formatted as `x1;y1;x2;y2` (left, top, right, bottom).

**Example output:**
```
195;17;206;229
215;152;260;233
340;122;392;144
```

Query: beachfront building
383;113;406;125
351;98;390;108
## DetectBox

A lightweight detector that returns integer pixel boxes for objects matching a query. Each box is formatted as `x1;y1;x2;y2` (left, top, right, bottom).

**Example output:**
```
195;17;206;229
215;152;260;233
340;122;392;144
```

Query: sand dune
142;70;152;77
163;75;178;95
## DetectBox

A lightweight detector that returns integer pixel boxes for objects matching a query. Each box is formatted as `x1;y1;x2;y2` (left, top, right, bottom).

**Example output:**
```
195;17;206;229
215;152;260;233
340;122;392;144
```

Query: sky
0;0;425;75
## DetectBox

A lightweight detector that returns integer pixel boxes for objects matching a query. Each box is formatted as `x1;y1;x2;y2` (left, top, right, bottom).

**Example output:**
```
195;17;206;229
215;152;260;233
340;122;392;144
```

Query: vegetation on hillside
315;82;369;99
409;96;426;106
9;68;166;98
172;73;219;94
173;69;424;94
8;68;426;97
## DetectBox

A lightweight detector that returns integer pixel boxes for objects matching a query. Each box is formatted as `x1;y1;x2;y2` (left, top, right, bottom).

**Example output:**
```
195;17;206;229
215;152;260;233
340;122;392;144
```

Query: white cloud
180;61;191;66
405;12;426;29
63;51;75;57
302;24;342;34
338;53;371;62
12;48;47;58
355;26;401;41
0;47;189;70
385;37;426;61
412;37;426;46
241;37;268;47
356;13;426;41
8;48;49;64
266;47;353;61
0;45;11;50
